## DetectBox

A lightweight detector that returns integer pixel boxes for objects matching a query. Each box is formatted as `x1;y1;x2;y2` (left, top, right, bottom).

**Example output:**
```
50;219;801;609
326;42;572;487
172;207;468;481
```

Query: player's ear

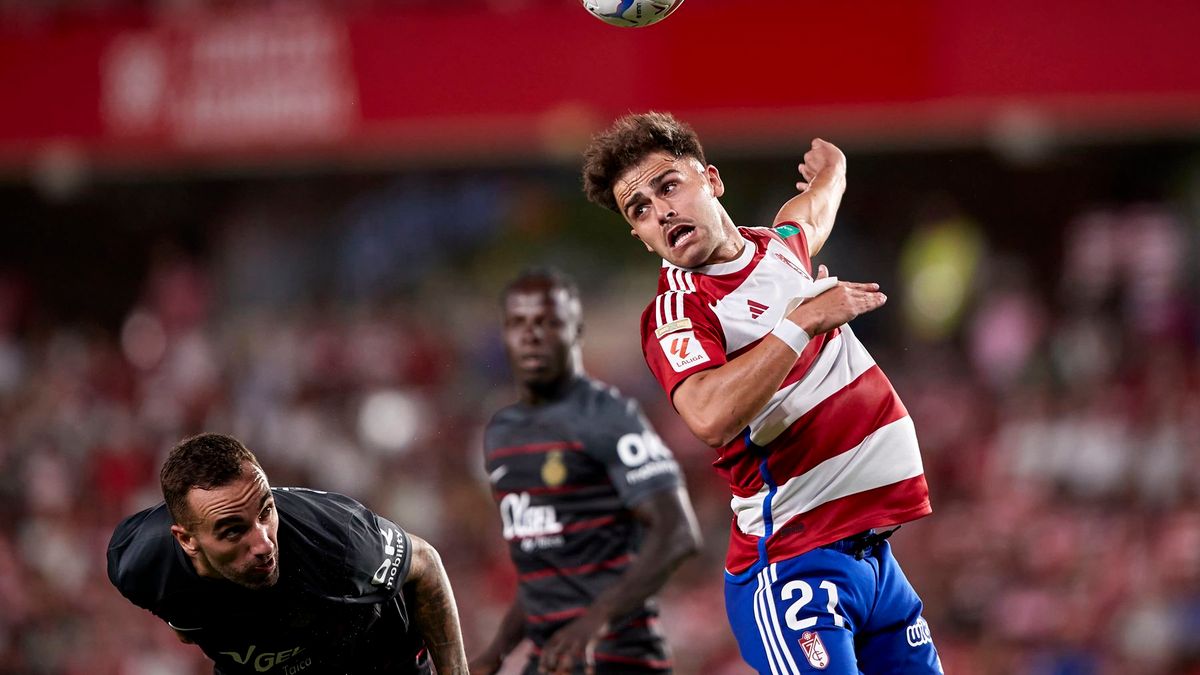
706;164;725;198
171;523;200;558
630;228;654;253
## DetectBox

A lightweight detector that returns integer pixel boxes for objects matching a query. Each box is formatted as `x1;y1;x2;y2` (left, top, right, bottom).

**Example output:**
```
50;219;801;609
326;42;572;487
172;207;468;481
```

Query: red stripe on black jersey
527;607;588;624
518;553;632;583
561;515;619;532
491;482;610;500
488;440;584;460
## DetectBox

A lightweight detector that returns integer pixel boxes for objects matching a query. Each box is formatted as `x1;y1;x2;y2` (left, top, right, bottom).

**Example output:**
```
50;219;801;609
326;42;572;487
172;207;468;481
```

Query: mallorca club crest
799;631;829;670
541;450;567;487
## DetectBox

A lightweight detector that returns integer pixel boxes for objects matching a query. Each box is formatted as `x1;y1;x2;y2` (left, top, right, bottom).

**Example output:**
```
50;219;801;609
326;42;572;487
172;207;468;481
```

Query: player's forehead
187;463;272;528
504;284;574;318
613;152;703;206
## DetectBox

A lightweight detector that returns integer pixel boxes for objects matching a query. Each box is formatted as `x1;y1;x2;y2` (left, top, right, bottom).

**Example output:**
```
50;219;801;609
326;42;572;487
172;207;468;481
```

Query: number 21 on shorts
782;579;844;630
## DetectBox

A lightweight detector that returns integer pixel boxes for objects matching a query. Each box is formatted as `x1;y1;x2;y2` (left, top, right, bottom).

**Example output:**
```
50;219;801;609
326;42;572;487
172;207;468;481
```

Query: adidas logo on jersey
747;299;769;319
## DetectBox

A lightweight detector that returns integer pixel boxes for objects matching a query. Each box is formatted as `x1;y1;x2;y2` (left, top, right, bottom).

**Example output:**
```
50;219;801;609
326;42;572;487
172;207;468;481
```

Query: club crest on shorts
799;631;829;670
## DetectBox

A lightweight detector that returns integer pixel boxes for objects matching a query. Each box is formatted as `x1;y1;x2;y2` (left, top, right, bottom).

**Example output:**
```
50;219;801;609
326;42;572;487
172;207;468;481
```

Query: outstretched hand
796;138;847;193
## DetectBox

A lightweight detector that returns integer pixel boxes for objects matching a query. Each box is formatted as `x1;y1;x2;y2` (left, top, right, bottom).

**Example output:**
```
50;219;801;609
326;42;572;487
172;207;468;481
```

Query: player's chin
663;246;705;269
518;367;557;385
235;564;280;589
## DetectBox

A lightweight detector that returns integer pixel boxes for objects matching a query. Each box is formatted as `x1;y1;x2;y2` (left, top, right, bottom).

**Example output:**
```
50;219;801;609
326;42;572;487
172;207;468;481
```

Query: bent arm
773;138;847;258
405;534;469;674
469;600;526;675
585;487;701;621
537;487;701;675
673;277;886;447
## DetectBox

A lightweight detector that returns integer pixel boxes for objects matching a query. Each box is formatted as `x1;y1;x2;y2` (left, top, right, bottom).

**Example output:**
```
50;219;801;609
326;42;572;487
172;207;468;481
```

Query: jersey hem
723;501;932;583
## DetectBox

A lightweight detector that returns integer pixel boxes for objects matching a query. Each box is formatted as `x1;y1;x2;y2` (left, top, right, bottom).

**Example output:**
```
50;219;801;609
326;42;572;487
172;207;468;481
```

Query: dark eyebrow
622;169;679;214
212;493;271;531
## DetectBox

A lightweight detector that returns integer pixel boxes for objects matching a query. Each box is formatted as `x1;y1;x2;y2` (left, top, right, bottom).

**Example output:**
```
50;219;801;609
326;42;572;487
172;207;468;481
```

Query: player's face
176;463;281;590
614;152;736;268
502;287;580;388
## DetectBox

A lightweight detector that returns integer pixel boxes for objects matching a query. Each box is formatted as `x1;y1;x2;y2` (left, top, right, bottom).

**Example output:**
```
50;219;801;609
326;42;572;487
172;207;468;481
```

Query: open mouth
668;224;695;248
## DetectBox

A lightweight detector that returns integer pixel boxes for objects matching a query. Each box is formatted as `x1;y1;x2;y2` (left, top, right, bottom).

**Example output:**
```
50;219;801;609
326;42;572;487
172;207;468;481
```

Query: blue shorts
724;533;942;674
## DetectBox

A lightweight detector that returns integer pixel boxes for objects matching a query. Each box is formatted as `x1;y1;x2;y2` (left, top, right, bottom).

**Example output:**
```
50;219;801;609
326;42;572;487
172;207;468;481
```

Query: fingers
798;161;817;182
816;264;829;279
539;644;576;675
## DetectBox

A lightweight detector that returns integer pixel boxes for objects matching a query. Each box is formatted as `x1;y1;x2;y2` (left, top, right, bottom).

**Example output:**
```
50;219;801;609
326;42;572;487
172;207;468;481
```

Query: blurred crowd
1;158;1199;675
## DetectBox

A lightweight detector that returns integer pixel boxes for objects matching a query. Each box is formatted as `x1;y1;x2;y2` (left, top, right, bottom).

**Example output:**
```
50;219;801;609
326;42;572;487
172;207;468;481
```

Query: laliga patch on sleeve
659;330;711;373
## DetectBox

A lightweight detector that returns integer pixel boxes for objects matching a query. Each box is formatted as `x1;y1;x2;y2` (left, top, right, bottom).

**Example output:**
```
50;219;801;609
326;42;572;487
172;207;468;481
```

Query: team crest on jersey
659;330;710;373
541;451;567;487
799;631;830;669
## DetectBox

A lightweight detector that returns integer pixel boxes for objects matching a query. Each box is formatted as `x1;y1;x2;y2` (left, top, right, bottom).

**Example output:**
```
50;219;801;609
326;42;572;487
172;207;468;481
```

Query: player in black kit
107;433;468;674
470;269;702;675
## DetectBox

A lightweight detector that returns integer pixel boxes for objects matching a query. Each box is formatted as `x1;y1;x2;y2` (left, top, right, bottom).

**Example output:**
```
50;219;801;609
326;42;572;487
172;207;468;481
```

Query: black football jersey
485;377;683;671
107;487;430;675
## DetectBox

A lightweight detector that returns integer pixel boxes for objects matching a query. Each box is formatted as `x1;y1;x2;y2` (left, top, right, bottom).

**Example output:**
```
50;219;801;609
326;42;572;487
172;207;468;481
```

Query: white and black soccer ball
581;0;684;28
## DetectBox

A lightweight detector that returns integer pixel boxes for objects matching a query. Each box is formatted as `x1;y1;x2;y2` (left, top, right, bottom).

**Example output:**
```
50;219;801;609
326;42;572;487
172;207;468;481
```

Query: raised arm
405;534;469;674
773;138;847;258
537;487;702;675
673;266;886;447
469;600;527;675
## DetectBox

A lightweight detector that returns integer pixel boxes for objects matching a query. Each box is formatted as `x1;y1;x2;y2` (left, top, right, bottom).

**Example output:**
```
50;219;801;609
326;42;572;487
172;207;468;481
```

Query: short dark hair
582;111;707;212
161;433;263;524
502;267;581;306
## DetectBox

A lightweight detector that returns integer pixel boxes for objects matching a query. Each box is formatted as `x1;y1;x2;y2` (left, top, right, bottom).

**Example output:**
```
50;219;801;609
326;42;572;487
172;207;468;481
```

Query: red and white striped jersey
640;223;931;575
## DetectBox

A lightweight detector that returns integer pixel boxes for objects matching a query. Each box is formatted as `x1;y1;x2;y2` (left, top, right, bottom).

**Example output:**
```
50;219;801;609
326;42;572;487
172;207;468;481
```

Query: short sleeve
640;290;726;400
352;511;413;599
771;222;814;275
583;394;682;507
279;488;414;603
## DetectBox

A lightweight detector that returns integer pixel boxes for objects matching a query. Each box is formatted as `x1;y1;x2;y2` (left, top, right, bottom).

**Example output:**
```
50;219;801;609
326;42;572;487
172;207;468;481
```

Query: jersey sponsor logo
541;451;567;487
747;299;769;319
219;645;307;673
371;526;405;589
906;616;933;647
659;330;710;373
799;631;829;670
500;492;563;540
616;430;679;484
654;317;693;338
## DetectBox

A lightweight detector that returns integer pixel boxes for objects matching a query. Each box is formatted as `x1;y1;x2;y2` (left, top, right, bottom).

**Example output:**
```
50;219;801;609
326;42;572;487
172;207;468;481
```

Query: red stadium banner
1;0;1198;169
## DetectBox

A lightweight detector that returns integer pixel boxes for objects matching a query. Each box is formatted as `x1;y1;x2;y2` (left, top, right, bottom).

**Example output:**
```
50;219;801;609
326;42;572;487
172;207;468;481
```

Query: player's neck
706;234;746;265
520;373;582;405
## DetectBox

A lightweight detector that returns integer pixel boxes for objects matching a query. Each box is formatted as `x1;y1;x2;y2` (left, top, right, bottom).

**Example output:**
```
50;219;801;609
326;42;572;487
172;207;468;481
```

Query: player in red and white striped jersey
582;113;942;674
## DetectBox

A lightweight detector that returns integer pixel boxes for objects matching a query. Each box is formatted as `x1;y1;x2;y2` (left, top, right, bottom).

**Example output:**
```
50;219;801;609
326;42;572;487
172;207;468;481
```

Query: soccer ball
581;0;684;28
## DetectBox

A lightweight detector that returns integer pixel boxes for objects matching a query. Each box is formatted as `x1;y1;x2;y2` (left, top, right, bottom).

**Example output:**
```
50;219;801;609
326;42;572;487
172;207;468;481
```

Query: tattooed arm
405;535;469;674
